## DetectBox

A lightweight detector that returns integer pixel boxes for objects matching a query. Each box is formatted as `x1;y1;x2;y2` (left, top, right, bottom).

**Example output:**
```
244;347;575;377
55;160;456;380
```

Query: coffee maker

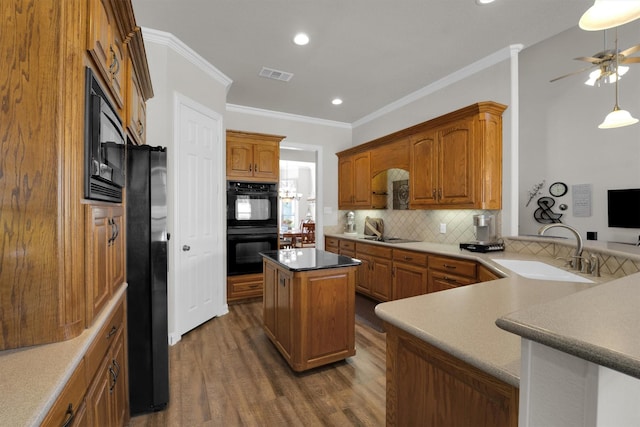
473;214;496;244
459;214;504;252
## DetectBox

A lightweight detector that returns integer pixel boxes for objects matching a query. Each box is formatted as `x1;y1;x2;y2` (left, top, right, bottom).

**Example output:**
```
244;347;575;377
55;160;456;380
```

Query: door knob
182;245;191;251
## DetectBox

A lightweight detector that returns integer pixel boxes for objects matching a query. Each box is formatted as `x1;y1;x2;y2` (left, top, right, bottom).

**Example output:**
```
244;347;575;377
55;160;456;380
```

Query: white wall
519;23;640;243
143;28;230;341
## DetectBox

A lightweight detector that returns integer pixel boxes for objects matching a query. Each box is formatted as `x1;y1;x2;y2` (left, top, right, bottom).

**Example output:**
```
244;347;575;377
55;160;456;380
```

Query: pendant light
598;29;638;128
579;0;640;31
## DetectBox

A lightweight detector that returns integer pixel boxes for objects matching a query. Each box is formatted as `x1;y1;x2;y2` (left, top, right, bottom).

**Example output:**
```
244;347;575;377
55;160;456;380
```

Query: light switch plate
439;223;447;233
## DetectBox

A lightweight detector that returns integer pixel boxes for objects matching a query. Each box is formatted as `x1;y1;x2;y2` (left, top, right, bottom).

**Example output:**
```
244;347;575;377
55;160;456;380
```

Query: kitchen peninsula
260;248;361;372
326;232;639;426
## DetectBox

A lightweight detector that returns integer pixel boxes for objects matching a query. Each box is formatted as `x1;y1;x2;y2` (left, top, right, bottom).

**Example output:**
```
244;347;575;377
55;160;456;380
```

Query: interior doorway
279;143;322;247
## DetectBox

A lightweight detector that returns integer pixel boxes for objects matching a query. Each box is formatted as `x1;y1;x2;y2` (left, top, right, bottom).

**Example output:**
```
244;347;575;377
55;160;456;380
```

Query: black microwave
84;67;125;202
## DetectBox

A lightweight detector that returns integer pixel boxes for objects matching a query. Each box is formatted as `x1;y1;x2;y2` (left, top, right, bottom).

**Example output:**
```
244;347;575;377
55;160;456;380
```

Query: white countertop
329;233;639;387
0;286;127;426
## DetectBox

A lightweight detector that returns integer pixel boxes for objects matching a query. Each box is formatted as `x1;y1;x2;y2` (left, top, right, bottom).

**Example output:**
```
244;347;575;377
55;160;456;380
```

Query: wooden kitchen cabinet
393;249;429;299
86;204;126;325
338;151;374;209
263;260;293;360
85;294;129;427
41;359;88;427
262;257;357;372
356;242;393;301
339;239;356;257
428;254;477;293
385;322;518;426
410;102;506;209
226;130;285;182
227;272;264;302
325;237;339;254
87;0;126;110
478;263;503;282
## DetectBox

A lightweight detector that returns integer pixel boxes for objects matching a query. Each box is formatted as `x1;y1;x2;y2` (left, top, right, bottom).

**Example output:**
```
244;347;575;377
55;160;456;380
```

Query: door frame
280;141;324;249
168;92;228;345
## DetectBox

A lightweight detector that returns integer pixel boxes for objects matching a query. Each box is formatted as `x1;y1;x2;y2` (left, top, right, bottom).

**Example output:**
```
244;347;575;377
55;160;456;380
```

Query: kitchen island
260;248;361;372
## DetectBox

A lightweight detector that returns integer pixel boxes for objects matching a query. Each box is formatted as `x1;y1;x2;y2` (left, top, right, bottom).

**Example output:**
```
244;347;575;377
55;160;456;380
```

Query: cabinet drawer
325;237;339;253
339;239;356;252
356;242;392;258
85;297;125;381
429;255;476;278
41;359;87;427
429;270;476;288
393;249;428;265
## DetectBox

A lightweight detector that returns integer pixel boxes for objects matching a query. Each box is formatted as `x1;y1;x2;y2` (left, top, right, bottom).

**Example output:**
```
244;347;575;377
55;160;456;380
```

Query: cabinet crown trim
337;101;507;157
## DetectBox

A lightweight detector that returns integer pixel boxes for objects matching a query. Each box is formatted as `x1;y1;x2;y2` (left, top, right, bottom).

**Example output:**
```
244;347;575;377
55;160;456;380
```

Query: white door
174;94;227;338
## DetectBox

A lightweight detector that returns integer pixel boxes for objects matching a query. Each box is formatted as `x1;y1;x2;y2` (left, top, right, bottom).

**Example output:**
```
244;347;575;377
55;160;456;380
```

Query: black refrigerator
126;144;169;415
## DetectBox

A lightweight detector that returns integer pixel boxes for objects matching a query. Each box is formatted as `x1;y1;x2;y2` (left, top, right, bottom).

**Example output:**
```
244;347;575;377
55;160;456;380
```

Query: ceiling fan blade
549;64;598;83
620;44;640;57
620;57;640;64
574;55;607;64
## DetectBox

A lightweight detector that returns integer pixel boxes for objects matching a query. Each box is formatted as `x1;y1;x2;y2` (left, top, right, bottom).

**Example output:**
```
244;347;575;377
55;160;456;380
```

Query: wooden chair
296;221;315;248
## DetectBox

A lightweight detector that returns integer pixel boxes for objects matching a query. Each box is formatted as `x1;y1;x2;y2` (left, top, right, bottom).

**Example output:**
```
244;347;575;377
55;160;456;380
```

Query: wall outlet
439;223;447;234
587;231;597;241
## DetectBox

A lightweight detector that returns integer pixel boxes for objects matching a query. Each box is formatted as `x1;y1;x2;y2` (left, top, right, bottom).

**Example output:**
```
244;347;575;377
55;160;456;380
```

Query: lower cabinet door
111;329;128;426
86;353;112;426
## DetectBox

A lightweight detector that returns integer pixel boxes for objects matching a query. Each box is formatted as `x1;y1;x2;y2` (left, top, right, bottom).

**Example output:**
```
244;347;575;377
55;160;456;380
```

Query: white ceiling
131;0;592;124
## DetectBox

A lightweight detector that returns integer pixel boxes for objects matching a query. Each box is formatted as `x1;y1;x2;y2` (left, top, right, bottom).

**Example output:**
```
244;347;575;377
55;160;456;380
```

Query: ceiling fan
550;36;640;84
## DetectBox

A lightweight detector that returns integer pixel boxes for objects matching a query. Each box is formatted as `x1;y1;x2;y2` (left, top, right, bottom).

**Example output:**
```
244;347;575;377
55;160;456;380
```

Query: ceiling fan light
598;106;639;128
579;0;640;31
585;69;601;86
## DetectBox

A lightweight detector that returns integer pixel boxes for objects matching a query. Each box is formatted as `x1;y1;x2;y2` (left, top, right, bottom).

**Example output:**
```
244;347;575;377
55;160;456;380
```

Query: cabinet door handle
61;403;75;427
106;325;118;339
182;245;191;251
254;163;258;172
279;277;286;286
109;45;120;77
438;188;442;199
109;366;117;393
249;164;252;172
432;189;437;199
403;256;413;261
137;119;144;137
442;264;457;270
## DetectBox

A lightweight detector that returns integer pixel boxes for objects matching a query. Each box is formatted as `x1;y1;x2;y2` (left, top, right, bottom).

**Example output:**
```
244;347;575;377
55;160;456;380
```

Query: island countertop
260;248;361;272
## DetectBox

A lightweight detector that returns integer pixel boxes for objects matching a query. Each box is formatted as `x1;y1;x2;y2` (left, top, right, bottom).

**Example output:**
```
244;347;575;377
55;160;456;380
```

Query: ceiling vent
259;66;293;82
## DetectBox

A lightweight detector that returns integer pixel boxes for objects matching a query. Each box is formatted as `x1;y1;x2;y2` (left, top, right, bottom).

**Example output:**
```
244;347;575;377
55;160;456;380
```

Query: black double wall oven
227;181;278;276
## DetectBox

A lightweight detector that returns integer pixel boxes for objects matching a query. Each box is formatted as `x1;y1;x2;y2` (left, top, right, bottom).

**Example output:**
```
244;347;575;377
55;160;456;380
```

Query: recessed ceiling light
476;0;495;4
332;98;343;105
293;33;309;46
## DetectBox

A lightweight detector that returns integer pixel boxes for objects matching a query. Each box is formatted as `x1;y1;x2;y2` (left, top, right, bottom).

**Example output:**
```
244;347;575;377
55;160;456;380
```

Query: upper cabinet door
253;143;279;181
438;119;474;206
226;140;254;178
410;130;438;206
87;0;126;110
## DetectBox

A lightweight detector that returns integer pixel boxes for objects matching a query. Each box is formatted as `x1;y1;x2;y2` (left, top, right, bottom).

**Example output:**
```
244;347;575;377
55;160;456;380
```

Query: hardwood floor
129;299;387;426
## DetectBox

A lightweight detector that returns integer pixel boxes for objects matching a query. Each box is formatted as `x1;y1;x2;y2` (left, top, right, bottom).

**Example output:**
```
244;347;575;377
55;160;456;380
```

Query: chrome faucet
538;224;584;270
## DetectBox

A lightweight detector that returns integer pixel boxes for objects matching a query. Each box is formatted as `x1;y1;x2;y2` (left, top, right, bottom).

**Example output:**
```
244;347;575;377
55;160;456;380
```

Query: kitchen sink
491;259;594;283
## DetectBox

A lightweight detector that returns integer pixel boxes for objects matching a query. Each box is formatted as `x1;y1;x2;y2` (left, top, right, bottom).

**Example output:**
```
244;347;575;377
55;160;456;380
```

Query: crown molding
226;104;352;129
141;27;233;93
352;44;524;128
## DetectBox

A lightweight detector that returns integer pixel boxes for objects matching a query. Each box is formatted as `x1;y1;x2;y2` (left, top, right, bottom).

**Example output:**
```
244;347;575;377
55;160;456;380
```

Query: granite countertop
0;286;127;426
260;248;361;272
327;233;639;387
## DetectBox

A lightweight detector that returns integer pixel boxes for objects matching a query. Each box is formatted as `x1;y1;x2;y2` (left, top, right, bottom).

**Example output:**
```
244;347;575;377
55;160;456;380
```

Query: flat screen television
608;188;640;228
